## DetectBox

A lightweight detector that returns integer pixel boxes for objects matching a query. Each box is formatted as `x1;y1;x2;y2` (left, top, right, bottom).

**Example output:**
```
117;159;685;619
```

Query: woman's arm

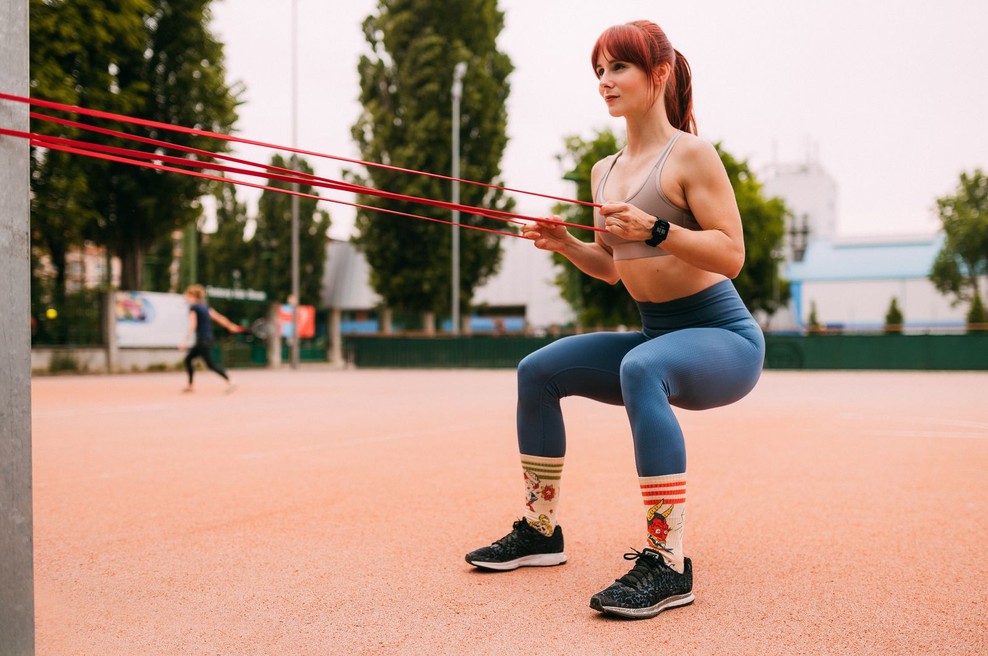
181;310;197;349
599;139;745;278
209;308;243;333
520;158;620;284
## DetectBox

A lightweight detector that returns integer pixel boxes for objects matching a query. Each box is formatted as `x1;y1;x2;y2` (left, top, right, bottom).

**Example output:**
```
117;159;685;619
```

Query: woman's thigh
621;326;764;410
519;331;648;405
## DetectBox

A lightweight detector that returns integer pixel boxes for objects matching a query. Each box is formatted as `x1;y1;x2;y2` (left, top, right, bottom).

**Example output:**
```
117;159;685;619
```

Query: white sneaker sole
593;591;694;619
468;552;568;571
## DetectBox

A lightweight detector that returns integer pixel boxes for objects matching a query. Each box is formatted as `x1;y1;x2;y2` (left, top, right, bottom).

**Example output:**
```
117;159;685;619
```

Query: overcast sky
210;0;988;241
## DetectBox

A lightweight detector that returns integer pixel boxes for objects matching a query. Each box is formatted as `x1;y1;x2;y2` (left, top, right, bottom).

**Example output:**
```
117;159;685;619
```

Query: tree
251;155;330;306
930;169;988;321
807;301;822;334
350;0;514;316
719;146;790;318
198;183;254;292
884;297;904;333
968;293;987;331
551;130;789;326
551;129;638;327
29;0;241;292
29;0;151;303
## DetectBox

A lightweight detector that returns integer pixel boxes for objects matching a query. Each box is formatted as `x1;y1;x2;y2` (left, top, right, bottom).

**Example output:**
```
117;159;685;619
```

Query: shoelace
493;520;531;549
615;548;665;587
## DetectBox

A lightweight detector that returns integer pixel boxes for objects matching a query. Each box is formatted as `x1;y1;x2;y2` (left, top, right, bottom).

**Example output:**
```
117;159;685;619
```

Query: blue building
785;234;964;332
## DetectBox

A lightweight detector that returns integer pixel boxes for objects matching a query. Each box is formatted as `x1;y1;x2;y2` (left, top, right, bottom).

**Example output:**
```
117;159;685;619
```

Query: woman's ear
657;62;673;88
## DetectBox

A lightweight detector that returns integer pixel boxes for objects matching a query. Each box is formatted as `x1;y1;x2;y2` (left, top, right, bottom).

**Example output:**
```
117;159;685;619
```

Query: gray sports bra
595;131;702;260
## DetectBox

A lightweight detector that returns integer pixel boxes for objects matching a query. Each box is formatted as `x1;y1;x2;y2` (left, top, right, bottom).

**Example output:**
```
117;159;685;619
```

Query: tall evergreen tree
930;169;988;318
29;0;151;303
351;0;514;316
198;183;253;292
251;155;330;306
29;0;241;292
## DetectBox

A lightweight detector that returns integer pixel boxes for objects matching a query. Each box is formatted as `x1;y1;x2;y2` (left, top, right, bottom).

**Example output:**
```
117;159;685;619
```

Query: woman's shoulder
592;150;622;171
674;131;716;157
672;132;723;175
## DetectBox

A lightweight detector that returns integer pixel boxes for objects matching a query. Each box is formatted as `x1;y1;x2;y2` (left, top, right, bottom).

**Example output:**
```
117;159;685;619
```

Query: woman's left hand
599;201;655;241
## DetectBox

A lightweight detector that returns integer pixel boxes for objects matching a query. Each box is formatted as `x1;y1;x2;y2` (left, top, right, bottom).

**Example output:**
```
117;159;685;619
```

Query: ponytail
666;49;696;135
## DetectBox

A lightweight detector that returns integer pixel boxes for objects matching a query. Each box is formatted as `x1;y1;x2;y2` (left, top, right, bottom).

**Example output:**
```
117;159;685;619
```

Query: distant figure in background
180;284;243;393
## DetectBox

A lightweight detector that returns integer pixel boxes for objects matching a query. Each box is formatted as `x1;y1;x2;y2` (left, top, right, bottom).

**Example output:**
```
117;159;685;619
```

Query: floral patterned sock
520;454;564;537
640;473;687;573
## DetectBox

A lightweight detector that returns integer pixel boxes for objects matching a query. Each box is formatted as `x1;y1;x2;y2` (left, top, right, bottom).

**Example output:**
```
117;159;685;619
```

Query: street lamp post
290;0;300;369
451;61;467;335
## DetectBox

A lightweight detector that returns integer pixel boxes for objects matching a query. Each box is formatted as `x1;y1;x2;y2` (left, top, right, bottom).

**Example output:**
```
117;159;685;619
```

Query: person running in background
465;19;765;619
180;284;243;393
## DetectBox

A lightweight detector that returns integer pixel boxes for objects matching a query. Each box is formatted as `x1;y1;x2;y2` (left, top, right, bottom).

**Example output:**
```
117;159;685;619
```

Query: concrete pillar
380;307;393;335
0;1;36;653
104;290;119;373
329;306;343;366
266;302;282;367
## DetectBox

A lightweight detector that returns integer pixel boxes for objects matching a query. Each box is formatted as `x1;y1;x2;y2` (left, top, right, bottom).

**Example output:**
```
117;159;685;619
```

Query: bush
48;351;80;374
884;297;904;334
968;294;987;332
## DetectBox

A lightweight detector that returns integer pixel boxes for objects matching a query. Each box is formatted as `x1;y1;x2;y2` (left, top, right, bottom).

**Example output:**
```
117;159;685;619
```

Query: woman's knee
517;349;554;394
619;352;669;397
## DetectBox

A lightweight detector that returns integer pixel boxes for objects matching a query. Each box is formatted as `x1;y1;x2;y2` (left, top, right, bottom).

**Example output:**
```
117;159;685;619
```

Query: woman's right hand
521;218;572;253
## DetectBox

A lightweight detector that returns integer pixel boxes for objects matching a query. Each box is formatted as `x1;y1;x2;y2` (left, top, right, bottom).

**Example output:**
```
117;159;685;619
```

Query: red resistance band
0;92;604;236
0;124;524;239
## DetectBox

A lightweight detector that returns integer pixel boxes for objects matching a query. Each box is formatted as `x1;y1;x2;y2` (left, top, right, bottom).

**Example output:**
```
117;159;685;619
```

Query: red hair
591;20;697;135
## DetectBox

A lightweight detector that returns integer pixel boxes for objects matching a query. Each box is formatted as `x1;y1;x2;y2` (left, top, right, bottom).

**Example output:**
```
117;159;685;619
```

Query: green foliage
968;294;987;331
350;0;514;314
48;351;82;374
884;297;904;334
31;288;104;347
198;183;254;292
807;301;822;334
930;169;988;306
251;155;330;305
551;129;638;326
550;131;790;326
29;0;241;291
717;146;790;317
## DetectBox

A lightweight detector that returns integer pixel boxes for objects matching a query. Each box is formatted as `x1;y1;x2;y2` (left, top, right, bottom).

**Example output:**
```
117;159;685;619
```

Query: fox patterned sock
520;454;563;537
640;473;687;573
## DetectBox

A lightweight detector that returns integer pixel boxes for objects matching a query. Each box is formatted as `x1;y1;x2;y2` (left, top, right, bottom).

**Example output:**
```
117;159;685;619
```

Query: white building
764;156;964;332
763;159;838;260
320;237;574;332
786;234;967;332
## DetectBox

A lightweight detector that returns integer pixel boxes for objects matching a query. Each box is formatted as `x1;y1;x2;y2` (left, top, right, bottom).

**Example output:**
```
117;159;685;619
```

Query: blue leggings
516;280;764;476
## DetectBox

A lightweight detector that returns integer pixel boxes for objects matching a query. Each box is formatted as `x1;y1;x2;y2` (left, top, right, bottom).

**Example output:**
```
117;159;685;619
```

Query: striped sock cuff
520;454;564;481
639;473;686;506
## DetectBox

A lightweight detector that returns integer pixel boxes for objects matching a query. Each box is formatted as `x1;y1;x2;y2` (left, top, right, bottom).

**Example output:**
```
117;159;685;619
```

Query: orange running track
31;368;987;655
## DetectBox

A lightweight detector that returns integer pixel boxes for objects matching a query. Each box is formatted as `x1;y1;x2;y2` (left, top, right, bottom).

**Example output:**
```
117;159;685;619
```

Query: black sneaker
589;548;694;619
465;519;567;571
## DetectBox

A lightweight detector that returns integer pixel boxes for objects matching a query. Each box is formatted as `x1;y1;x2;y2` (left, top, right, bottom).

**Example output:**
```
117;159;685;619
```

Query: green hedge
341;333;988;371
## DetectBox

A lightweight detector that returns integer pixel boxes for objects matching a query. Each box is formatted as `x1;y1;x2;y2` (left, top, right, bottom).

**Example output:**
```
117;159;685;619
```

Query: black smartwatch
645;218;670;247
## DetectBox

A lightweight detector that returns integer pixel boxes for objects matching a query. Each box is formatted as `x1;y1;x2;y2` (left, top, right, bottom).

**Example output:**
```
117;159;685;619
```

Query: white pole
451;62;467;335
0;0;35;652
290;0;300;368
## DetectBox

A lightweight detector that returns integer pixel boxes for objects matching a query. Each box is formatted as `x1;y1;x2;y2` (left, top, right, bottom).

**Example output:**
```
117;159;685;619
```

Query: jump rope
0;92;606;239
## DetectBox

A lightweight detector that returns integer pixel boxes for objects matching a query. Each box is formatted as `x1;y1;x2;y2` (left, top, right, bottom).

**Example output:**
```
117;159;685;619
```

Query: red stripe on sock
642;498;685;506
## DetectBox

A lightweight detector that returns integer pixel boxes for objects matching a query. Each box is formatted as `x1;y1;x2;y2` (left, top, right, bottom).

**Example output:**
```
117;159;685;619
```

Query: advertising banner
278;304;316;339
115;291;188;348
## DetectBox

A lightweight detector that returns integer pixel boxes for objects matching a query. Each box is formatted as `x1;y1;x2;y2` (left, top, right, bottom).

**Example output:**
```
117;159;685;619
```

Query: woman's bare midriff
617;256;728;303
